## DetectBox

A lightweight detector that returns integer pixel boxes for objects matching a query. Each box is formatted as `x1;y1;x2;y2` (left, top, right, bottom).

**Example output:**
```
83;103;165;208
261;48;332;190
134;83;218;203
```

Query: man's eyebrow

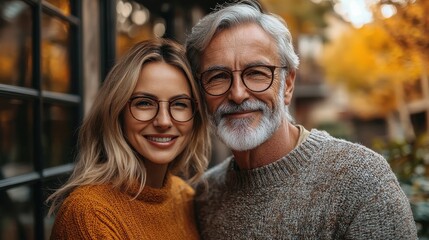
245;61;271;67
202;65;230;72
202;61;272;72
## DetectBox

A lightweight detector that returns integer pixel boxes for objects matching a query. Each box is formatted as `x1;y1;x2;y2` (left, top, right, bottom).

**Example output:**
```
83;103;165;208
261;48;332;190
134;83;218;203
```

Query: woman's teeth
147;137;173;143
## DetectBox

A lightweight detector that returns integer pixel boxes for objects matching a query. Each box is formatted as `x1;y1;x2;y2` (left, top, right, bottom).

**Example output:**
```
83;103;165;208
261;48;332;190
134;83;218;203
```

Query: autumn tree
373;0;429;55
372;0;429;135
260;0;332;38
321;23;423;138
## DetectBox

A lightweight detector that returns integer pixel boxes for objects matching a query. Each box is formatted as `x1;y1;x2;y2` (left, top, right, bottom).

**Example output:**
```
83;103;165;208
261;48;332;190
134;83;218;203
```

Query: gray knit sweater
195;129;417;239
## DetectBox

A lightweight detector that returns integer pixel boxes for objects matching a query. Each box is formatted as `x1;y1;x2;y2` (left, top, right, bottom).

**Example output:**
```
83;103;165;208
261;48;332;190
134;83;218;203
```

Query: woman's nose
153;103;172;128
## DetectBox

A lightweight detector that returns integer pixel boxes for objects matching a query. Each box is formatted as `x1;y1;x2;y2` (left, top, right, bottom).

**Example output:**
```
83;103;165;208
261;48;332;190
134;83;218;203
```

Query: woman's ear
284;70;295;105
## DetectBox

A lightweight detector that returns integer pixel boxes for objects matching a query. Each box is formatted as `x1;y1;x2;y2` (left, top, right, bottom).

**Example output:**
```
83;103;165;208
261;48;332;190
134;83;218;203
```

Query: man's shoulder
308;129;392;174
312;129;383;160
314;130;397;184
204;156;232;179
195;157;232;195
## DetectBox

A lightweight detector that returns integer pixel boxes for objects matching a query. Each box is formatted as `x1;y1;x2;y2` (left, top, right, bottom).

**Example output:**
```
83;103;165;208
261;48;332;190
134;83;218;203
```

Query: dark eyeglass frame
128;96;197;122
199;64;288;96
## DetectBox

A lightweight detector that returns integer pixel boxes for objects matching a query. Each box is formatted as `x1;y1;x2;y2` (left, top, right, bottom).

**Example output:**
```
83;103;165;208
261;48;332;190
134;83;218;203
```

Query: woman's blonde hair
47;38;211;215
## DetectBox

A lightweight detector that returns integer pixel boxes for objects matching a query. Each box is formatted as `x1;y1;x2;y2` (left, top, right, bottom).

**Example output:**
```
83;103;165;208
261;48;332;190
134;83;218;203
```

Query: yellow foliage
321;23;423;118
374;0;429;55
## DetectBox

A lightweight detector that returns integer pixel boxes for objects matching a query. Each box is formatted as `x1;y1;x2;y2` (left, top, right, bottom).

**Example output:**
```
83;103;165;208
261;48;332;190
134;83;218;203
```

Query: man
185;0;417;239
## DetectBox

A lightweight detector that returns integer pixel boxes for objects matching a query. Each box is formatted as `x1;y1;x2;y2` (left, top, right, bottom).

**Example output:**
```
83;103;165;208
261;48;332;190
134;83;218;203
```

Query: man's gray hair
185;0;299;76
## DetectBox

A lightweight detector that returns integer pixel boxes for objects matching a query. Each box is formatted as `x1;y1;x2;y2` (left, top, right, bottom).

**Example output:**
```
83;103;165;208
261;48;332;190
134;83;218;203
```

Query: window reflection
0;1;33;88
43;103;78;168
0;97;34;179
41;14;71;93
116;0;166;58
0;185;34;240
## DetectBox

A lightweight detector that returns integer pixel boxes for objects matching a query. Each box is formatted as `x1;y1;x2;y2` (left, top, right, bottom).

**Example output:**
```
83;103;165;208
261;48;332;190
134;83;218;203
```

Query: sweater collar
226;129;328;189
126;173;173;203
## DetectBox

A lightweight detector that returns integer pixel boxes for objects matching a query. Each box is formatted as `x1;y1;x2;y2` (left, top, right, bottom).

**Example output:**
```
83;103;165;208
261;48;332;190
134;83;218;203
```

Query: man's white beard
210;97;285;151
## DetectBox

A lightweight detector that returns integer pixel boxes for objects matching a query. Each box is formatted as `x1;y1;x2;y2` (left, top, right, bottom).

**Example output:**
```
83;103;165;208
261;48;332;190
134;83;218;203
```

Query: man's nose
228;73;250;104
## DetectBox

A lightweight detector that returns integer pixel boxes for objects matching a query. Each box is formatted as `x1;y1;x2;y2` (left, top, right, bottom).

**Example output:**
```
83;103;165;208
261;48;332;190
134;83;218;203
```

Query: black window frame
0;0;83;239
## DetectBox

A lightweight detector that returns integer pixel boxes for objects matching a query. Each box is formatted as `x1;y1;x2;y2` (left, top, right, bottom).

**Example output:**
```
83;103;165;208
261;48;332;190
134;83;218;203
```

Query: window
0;0;82;239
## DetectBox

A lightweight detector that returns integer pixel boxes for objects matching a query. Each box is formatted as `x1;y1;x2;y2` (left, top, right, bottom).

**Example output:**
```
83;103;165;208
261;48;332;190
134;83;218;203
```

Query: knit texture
50;175;199;240
195;129;417;239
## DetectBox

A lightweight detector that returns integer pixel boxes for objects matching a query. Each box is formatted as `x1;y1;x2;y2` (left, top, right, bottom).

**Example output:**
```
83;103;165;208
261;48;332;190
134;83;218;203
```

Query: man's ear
283;69;295;105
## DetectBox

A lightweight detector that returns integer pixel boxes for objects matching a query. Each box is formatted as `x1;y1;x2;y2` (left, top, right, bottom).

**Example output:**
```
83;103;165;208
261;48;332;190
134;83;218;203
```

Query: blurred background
0;0;428;239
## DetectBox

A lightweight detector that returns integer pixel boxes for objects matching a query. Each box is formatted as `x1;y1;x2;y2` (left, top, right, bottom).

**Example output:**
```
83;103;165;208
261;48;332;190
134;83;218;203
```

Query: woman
47;38;211;239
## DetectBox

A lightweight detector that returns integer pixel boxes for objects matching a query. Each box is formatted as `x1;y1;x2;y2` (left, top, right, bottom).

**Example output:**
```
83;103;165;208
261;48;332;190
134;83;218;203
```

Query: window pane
42;14;71;93
0;1;33;88
43;0;71;15
43;174;70;239
43;103;78;168
0;97;34;179
0;185;34;240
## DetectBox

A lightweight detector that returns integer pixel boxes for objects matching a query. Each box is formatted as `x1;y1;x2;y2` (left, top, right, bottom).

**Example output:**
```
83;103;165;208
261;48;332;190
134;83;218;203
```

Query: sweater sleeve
345;179;417;239
50;193;126;240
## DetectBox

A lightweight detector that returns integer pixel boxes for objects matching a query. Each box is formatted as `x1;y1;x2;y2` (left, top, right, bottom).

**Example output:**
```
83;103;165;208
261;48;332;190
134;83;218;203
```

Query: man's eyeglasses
128;96;196;122
199;65;287;96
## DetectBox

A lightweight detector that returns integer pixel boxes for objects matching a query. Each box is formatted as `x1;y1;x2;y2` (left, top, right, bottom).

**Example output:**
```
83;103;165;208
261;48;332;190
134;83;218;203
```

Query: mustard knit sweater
50;175;199;240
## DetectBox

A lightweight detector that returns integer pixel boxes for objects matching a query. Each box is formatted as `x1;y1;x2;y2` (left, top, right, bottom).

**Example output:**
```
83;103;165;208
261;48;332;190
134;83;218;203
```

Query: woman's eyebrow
130;92;155;98
130;92;191;99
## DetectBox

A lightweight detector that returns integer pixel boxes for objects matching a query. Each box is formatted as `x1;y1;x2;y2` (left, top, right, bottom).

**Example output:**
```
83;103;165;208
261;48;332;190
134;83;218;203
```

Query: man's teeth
148;137;173;142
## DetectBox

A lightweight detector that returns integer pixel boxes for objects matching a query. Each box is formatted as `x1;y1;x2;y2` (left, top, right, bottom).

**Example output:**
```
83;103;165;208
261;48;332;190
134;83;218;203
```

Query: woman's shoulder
70;184;112;198
60;184;115;213
170;175;194;196
51;184;124;238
